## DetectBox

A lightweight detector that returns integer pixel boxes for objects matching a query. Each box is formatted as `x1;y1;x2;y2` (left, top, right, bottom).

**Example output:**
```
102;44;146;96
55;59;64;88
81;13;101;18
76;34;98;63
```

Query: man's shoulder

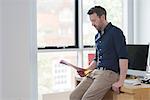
111;24;123;33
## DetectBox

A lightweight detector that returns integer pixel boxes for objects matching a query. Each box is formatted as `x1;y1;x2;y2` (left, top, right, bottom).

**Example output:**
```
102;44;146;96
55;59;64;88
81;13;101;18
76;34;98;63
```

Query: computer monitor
127;44;149;77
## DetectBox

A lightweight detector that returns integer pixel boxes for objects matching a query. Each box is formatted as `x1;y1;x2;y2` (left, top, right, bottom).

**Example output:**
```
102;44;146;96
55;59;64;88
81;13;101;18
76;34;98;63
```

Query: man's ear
101;15;105;20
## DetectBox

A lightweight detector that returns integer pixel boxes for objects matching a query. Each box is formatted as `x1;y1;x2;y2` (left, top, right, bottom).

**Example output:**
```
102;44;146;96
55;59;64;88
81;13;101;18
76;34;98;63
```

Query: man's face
89;13;103;31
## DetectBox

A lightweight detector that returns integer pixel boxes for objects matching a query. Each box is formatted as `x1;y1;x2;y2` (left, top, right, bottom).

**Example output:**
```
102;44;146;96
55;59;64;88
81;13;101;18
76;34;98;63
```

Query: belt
97;67;107;70
97;66;118;73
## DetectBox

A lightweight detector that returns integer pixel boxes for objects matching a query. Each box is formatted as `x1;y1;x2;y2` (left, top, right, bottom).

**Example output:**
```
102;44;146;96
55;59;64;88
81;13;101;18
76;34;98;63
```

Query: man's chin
94;27;99;30
95;27;98;30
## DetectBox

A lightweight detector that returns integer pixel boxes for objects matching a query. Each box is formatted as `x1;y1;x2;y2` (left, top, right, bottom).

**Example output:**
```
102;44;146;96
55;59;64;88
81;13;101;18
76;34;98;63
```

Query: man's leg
82;70;119;100
70;77;93;100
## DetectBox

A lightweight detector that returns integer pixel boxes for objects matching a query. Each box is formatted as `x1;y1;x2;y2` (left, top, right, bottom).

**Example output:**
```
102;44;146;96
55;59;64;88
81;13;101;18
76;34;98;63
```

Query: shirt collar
104;22;112;32
98;22;112;35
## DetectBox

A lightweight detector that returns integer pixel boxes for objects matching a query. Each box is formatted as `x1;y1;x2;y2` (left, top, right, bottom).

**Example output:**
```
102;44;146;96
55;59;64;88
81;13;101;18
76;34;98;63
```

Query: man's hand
77;68;86;77
112;81;123;94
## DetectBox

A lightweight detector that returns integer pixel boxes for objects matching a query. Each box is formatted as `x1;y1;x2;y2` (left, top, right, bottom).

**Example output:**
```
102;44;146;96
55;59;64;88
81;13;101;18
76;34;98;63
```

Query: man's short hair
87;6;107;19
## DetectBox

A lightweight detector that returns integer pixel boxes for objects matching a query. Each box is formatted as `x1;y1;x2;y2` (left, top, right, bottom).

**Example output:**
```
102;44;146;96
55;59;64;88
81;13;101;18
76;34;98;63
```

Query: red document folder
88;54;95;65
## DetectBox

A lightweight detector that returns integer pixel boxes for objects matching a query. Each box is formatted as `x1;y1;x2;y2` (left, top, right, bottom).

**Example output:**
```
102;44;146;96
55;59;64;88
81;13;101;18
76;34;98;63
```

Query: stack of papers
124;79;141;86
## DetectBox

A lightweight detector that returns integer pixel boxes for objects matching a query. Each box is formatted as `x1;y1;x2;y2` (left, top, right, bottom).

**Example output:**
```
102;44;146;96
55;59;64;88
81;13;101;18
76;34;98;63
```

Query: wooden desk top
120;83;150;94
75;76;150;94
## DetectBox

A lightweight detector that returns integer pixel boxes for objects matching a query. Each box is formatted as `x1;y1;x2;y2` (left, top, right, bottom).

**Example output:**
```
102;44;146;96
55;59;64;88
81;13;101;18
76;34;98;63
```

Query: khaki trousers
70;69;119;100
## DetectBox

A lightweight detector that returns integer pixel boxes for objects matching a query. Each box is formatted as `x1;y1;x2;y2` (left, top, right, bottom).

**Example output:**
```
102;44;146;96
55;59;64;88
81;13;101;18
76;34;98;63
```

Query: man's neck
101;21;108;31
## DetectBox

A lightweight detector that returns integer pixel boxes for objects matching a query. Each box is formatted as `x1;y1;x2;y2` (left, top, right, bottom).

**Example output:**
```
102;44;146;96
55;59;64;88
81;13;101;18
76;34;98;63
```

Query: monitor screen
127;44;149;71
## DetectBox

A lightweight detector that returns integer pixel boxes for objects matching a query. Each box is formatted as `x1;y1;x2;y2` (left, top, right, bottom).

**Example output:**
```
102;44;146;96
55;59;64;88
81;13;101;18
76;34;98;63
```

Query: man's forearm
118;59;128;83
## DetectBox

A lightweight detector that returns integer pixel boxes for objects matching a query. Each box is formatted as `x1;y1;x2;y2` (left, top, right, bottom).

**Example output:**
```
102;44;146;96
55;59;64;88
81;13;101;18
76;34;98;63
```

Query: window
37;0;77;99
37;0;125;99
37;0;77;48
38;51;77;94
82;0;123;46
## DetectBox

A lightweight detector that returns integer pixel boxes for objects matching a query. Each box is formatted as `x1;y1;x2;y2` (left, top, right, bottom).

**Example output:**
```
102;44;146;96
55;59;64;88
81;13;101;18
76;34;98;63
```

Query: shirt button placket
99;55;102;64
99;61;101;64
100;56;102;59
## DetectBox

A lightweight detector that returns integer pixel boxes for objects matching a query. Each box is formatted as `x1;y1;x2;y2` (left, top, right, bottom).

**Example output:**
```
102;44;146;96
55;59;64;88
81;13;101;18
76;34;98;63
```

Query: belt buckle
99;67;106;70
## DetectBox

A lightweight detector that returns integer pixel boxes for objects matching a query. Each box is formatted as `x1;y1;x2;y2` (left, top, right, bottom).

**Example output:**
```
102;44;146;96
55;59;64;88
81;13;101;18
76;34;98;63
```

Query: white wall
133;0;150;68
134;0;150;44
0;0;37;100
0;0;2;99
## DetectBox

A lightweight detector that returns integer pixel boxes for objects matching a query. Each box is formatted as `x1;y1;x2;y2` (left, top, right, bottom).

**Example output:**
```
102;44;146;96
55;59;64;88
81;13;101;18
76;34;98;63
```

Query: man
70;6;128;100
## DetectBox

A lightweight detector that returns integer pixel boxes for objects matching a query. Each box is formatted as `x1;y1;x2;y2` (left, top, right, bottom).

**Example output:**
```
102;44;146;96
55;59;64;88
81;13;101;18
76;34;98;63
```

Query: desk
103;83;150;100
75;77;150;100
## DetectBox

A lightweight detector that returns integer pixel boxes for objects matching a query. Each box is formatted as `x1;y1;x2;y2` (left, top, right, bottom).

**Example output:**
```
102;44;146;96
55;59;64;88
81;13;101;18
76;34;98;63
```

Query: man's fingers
77;70;85;77
112;86;120;94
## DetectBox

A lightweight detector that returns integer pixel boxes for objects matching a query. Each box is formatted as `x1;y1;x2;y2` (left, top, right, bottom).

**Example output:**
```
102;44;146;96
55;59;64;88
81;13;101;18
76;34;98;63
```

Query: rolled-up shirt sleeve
112;29;128;59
